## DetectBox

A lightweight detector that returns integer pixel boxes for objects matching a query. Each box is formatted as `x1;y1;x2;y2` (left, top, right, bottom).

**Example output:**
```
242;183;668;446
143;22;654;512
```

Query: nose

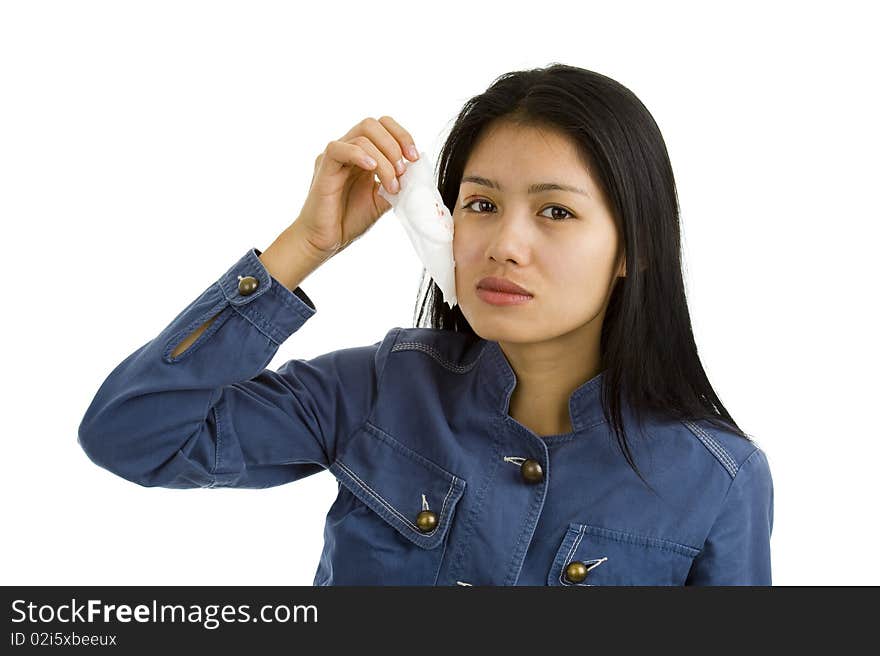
484;209;533;265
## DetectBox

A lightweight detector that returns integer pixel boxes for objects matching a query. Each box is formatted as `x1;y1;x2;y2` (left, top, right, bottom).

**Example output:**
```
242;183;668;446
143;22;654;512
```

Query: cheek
542;235;617;294
452;223;480;266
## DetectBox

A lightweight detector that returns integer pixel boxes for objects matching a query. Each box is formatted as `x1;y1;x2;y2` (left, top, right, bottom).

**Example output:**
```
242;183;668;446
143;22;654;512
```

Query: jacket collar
476;338;608;435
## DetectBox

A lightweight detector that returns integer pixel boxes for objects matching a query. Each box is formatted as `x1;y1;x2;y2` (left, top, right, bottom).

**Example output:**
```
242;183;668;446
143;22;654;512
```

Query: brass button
564;561;589;583
416;509;438;533
520;458;544;484
237;275;259;296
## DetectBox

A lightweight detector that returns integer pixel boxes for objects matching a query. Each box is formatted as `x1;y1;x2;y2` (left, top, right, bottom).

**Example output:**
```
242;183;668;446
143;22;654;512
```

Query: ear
616;252;646;278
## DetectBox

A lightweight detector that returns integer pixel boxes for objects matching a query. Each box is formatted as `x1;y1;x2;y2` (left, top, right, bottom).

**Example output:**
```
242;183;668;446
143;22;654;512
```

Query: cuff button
237;275;259;296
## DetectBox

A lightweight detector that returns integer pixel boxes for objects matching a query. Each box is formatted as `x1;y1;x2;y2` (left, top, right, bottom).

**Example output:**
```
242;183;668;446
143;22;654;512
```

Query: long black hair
412;63;755;490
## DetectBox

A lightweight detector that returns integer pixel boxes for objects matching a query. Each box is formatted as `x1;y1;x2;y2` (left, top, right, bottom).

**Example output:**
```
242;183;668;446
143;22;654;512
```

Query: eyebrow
460;175;591;198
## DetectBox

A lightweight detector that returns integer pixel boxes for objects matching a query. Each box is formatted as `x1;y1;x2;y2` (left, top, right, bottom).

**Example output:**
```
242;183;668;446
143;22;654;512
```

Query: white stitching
558;525;587;585
558;527;610;586
391;341;479;373
695;425;739;475
337;461;445;535
689;421;738;474
211;404;222;475
569;525;586;559
336;461;456;538
682;420;738;478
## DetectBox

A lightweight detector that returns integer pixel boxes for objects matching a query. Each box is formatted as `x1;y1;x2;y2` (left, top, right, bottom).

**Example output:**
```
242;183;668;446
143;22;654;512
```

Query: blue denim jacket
78;247;774;586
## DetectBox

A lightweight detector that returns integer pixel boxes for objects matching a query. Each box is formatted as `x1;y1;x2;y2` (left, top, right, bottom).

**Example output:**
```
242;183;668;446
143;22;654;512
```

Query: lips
476;276;532;296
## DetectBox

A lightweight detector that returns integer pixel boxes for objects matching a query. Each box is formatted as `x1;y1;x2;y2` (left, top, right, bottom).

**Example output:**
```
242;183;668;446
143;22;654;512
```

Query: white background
1;0;877;586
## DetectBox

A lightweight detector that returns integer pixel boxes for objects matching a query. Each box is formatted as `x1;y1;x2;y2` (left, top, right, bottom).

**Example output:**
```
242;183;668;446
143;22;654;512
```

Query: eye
462;199;497;213
461;199;575;221
538;205;574;221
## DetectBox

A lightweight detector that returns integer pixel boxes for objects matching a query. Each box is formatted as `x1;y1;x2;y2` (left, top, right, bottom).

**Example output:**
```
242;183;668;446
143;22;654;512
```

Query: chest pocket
325;422;466;584
548;522;700;586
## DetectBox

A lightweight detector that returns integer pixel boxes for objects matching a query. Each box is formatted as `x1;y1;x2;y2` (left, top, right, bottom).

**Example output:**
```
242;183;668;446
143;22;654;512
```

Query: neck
500;321;603;437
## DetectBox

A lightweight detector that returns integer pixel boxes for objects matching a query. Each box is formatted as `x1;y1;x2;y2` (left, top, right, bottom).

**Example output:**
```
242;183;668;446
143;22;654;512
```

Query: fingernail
395;159;406;175
389;178;399;193
405;144;419;161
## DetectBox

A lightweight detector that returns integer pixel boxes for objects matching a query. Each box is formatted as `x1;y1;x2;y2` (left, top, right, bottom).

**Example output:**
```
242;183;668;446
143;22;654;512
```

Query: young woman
78;64;773;586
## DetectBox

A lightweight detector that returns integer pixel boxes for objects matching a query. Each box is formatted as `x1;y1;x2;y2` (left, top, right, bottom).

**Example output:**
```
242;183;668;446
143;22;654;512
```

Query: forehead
464;121;594;185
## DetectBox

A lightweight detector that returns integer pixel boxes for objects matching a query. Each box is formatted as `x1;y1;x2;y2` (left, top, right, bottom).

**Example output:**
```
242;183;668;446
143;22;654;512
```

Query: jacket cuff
217;247;317;345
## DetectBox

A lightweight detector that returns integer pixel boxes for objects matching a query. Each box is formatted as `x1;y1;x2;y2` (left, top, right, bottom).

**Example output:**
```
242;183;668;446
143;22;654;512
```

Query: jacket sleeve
685;447;775;585
78;246;395;490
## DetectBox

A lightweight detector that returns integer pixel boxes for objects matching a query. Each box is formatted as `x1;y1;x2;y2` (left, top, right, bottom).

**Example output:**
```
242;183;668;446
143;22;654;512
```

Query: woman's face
452;120;626;344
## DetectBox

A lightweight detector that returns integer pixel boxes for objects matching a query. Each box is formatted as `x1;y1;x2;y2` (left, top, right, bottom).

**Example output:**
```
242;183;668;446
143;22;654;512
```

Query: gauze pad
377;150;457;308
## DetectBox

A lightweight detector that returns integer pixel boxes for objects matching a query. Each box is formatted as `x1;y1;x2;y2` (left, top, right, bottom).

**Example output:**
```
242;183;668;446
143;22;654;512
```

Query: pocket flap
549;522;700;586
329;422;466;550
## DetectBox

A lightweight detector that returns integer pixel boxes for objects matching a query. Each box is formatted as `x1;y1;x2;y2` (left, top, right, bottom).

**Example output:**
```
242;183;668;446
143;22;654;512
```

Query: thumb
373;179;393;215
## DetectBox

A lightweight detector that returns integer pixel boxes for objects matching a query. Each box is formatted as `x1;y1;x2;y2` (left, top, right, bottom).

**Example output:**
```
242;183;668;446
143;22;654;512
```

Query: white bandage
377;151;457;308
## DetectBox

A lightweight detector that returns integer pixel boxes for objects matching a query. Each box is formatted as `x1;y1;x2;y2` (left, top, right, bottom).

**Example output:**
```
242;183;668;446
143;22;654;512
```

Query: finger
347;117;408;176
323;140;380;177
347;135;399;194
377;116;419;162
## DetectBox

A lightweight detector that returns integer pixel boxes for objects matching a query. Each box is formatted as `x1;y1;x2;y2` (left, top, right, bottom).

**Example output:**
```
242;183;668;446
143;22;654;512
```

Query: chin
465;316;540;344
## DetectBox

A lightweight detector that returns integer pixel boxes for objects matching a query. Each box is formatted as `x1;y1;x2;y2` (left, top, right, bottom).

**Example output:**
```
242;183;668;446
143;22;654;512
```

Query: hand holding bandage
378;151;458;308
